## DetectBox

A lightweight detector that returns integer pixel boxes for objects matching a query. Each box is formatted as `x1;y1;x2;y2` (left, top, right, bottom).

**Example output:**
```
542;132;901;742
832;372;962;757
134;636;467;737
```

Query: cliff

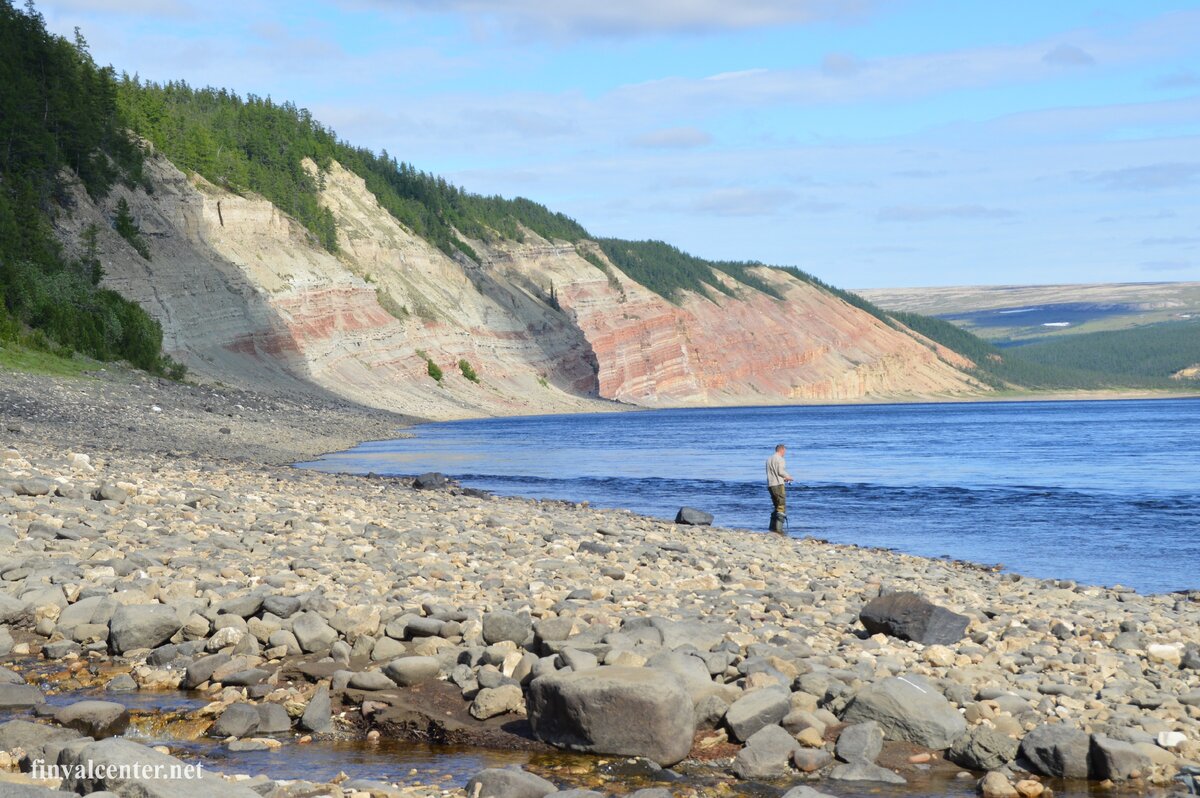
53;152;987;420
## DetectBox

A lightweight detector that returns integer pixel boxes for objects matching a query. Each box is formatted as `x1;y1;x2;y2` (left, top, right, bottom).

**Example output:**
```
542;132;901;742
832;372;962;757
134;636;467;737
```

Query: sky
36;0;1200;288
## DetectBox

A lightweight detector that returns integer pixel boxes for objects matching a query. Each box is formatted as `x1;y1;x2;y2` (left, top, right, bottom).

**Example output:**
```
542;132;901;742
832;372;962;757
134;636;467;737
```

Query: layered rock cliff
53;153;988;420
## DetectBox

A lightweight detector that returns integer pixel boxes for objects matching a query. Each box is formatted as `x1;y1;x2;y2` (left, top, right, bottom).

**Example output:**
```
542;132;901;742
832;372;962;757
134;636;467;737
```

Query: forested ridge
115;80;588;259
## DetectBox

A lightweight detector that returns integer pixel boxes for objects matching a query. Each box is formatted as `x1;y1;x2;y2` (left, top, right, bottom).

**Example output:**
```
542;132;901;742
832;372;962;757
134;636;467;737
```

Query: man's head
775;444;786;454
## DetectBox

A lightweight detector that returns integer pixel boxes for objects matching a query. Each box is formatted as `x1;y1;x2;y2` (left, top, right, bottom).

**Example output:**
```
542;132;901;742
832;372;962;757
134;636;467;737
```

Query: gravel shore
1;369;1198;798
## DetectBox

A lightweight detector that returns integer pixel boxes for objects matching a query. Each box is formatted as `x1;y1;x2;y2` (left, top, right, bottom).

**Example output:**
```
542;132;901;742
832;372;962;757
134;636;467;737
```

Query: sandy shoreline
1;367;1199;797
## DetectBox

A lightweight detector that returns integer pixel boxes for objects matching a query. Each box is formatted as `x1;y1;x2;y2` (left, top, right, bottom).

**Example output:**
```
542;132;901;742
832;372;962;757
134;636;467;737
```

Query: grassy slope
0;343;97;377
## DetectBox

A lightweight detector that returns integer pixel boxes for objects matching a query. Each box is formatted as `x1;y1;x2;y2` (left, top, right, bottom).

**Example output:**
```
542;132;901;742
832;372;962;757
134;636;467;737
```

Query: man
765;444;793;534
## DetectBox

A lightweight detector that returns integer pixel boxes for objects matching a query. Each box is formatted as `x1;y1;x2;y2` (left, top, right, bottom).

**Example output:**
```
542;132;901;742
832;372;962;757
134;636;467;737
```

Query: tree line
0;0;175;375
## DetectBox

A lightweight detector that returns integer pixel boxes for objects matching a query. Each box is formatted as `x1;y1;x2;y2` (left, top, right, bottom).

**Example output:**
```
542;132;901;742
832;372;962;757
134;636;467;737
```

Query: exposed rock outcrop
55;153;988;419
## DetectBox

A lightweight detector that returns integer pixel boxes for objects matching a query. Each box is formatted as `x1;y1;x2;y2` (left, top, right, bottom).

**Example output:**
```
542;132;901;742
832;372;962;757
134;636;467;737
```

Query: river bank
1;367;1199;797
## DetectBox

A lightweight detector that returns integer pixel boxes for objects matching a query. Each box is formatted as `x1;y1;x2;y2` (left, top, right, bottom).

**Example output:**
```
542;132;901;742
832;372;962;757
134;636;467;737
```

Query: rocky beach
1;368;1199;798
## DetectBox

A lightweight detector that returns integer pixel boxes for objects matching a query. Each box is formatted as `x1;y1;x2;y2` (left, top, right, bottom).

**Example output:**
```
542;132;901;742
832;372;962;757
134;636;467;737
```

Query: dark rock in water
840;674;966;750
300;685;332;732
0;684;44;708
208;703;260;738
527;666;695;766
782;788;838;798
466;767;557;798
948;725;1019;771
674;507;713;526
105;673;138;693
413;472;449;490
1018;723;1092;779
732;723;801;779
53;700;130;739
828;760;907;785
1090;734;1151;781
859;592;969;645
624;791;675;798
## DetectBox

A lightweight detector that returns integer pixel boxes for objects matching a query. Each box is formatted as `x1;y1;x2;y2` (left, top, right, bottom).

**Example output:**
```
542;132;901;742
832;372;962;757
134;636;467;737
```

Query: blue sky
39;0;1200;288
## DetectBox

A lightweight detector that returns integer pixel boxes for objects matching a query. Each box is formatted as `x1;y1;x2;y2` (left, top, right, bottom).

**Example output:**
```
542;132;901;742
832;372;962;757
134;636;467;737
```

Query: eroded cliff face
54;153;987;420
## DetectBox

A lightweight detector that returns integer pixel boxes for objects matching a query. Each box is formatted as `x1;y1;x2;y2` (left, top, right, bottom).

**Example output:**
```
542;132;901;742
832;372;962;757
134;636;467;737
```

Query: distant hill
858;282;1200;342
859;282;1200;389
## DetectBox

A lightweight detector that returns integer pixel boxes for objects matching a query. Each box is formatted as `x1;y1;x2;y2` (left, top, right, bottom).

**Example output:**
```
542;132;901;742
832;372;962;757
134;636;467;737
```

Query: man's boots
769;510;787;534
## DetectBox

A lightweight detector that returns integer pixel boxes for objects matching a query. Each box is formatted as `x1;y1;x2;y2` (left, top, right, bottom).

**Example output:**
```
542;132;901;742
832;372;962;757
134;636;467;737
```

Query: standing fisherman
766;444;793;534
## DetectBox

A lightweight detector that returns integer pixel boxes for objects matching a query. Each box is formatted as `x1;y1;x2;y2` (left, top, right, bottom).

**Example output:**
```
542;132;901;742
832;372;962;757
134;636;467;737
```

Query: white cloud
630;127;713;150
877;205;1018;222
383;0;880;39
1041;44;1095;67
1088;162;1200;191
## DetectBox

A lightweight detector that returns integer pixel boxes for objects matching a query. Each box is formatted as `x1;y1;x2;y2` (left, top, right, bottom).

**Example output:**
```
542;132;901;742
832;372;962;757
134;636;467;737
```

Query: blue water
300;399;1200;595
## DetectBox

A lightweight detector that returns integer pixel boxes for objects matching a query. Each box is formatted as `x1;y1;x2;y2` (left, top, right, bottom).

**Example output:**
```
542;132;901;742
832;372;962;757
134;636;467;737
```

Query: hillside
4;4;1003;418
859;282;1200;341
860;282;1200;389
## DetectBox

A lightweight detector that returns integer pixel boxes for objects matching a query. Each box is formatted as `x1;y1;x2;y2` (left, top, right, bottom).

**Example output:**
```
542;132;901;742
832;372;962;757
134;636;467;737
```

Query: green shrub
458;358;479;383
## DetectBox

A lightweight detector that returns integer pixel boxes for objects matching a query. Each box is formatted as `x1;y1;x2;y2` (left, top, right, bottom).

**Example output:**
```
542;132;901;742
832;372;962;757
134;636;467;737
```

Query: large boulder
466;767;557;798
724;687;790;742
53;700;130;739
413;472;449;490
948;726;1020;771
56;737;262;797
674;507;713;526
840;674;966;750
108;604;181;654
527;666;695;766
1090;734;1151;781
1018;724;1091;779
859;592;969;645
